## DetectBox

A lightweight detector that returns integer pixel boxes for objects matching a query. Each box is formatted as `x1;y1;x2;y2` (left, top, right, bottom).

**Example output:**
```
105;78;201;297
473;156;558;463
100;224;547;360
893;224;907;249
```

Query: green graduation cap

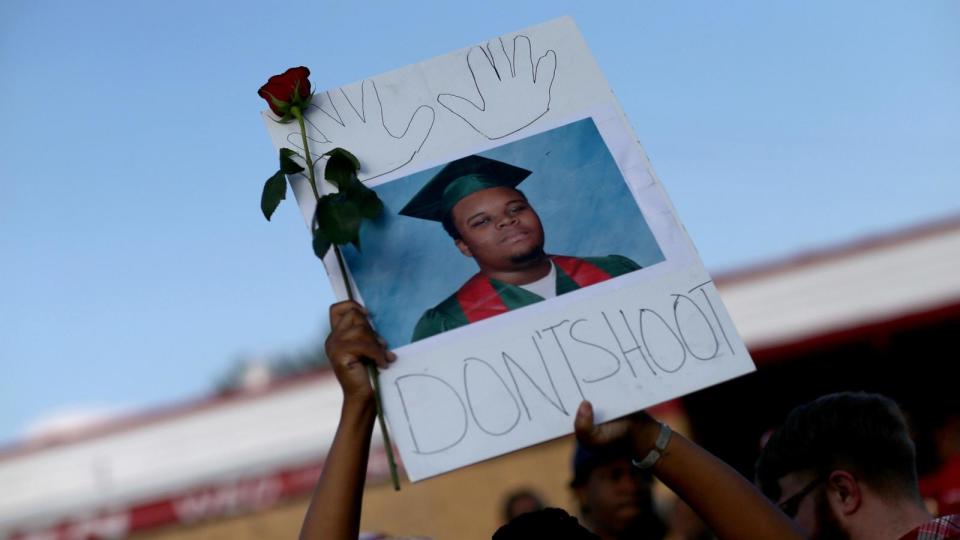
399;155;532;222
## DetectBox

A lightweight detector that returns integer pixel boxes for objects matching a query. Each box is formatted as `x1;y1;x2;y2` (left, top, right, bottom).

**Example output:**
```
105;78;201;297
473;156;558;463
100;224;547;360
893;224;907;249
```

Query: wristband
631;422;672;469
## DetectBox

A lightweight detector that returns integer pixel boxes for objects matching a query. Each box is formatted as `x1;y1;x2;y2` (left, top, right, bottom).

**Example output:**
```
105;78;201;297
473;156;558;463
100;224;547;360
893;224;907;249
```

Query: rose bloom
258;66;312;116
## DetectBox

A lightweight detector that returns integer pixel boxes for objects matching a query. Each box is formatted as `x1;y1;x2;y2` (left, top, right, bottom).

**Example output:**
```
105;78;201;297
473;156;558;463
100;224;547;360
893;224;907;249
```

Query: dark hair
441;210;462;240
755;392;920;501
492;507;600;540
501;489;545;522
440;188;528;241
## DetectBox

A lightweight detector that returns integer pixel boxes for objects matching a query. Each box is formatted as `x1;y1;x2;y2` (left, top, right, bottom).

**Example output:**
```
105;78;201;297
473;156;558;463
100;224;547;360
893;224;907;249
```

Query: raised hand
437;34;557;140
287;79;435;182
326;301;396;403
574;400;661;453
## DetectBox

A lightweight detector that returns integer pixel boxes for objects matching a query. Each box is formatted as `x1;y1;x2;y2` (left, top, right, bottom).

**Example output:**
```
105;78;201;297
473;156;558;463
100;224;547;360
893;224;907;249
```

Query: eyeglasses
778;475;825;518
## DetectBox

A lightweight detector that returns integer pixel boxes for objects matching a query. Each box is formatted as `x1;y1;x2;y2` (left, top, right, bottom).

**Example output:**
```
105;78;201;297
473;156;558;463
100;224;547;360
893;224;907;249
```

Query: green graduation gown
411;254;640;342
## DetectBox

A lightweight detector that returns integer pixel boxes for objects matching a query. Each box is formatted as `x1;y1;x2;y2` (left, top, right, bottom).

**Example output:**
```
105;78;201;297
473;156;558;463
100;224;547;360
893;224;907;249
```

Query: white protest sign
262;17;755;481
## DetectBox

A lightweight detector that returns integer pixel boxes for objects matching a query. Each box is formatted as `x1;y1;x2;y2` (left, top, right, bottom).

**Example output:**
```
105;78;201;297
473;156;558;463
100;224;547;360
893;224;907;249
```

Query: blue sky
1;1;957;444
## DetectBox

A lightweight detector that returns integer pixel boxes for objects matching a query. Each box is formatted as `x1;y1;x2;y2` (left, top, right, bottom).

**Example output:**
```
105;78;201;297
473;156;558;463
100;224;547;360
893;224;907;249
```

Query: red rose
258;66;312;117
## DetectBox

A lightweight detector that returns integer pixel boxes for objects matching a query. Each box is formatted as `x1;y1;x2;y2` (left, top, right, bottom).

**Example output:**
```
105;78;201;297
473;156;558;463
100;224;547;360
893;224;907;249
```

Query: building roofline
714;213;960;287
0;367;337;462
749;298;960;366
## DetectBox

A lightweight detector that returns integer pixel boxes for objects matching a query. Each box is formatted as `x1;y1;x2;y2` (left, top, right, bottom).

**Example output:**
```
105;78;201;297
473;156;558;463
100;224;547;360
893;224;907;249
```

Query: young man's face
450;186;546;272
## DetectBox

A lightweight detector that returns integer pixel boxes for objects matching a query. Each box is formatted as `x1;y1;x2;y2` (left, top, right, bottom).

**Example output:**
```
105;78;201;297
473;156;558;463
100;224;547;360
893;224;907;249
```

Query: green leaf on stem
260;170;287;221
326;147;360;170
279;148;304;174
312;227;332;258
323;147;360;189
315;194;361;245
346;181;384;219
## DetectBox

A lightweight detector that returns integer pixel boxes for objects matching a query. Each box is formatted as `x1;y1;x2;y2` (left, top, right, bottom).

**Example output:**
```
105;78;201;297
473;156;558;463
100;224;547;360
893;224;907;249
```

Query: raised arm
574;401;806;540
299;301;396;540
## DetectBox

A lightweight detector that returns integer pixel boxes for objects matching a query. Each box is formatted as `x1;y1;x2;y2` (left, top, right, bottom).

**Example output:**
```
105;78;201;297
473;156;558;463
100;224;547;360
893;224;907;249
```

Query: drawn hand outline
286;79;435;182
437;34;557;140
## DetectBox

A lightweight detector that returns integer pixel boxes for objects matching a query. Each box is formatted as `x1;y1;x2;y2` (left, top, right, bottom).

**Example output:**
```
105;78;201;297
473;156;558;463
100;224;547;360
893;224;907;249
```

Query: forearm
300;396;377;540
642;430;805;540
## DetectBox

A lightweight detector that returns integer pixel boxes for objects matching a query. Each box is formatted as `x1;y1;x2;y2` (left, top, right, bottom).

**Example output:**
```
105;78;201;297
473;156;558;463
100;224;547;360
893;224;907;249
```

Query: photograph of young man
400;154;640;342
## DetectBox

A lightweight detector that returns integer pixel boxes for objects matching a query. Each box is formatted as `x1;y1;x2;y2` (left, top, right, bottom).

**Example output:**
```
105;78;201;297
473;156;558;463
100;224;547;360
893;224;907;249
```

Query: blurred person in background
756;392;960;540
500;488;546;523
921;413;960;518
569;440;667;540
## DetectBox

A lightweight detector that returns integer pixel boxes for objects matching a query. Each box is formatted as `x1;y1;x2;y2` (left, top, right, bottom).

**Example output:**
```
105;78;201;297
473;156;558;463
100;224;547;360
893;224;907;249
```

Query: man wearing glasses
756;392;960;540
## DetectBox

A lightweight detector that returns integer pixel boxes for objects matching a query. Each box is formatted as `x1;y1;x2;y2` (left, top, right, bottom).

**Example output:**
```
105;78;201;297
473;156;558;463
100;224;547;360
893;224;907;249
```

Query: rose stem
333;245;401;491
293;106;401;491
291;107;321;203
